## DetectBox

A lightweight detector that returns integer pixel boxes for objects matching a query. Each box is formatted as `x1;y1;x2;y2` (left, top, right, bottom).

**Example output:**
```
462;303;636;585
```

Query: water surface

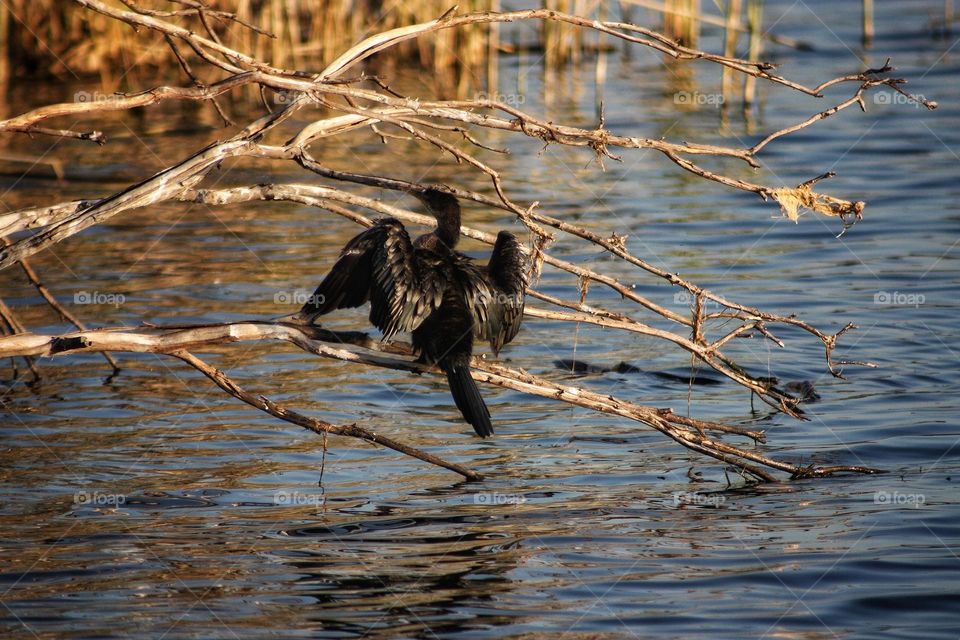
2;2;959;637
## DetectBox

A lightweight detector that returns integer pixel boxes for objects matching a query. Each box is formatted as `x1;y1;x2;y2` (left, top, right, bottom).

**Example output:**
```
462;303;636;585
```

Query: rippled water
2;1;959;638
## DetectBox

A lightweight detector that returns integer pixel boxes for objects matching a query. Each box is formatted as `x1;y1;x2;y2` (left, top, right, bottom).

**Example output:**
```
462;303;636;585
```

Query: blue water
2;1;959;637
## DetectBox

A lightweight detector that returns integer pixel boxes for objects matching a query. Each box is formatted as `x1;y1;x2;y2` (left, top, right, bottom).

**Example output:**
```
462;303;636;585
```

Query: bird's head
411;187;460;218
410;186;461;248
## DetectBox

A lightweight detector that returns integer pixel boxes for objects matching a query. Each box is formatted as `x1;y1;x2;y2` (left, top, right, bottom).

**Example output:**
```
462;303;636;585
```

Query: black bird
296;187;527;437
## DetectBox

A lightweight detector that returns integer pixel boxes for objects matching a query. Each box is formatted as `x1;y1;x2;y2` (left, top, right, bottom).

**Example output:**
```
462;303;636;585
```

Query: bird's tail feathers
445;365;493;437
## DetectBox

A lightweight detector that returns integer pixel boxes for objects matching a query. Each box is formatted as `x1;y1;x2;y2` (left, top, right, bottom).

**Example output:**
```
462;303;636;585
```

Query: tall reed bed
1;0;781;108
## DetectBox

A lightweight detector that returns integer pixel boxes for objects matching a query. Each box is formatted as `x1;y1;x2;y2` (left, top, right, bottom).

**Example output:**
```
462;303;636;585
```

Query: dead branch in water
175;350;483;482
0;322;884;481
0;2;922;481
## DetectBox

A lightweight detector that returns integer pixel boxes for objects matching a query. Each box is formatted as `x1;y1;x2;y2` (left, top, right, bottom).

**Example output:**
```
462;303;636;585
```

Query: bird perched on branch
295;187;527;437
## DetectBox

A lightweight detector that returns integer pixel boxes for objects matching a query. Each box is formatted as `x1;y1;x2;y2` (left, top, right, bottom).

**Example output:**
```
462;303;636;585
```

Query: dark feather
298;221;391;320
368;219;419;338
477;230;528;355
446;365;493;437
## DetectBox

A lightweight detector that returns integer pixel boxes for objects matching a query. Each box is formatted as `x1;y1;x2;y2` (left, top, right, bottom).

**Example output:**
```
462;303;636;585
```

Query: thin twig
173;350;482;481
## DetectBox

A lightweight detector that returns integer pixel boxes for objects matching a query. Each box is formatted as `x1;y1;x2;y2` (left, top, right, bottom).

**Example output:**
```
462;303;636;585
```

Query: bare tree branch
0;322;885;481
173;350;482;481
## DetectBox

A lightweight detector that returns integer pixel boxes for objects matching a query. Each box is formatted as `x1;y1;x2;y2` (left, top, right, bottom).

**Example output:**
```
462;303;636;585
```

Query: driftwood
0;322;884;482
0;2;925;480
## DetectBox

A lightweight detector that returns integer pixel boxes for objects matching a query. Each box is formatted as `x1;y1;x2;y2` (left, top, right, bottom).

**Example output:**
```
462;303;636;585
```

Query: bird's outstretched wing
369;226;446;340
476;231;528;355
298;219;396;321
298;217;443;339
